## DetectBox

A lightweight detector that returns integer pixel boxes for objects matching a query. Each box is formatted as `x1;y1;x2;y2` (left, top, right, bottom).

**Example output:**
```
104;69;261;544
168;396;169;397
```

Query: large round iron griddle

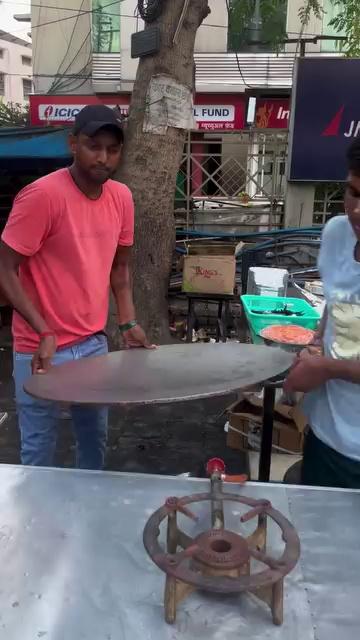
24;343;292;406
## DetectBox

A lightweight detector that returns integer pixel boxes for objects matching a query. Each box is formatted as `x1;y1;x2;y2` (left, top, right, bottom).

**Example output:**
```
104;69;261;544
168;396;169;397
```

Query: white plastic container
247;267;289;297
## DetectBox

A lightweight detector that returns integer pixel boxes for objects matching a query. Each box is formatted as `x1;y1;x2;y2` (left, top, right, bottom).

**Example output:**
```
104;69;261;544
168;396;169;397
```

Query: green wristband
119;320;138;333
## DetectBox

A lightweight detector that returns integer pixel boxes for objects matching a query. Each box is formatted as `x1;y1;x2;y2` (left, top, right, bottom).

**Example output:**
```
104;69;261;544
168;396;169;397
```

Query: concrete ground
0;327;249;477
249;452;301;483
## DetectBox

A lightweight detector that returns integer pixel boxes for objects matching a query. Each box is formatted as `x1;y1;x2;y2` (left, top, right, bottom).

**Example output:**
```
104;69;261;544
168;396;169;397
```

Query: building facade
0;30;32;105
30;0;339;96
28;0;343;228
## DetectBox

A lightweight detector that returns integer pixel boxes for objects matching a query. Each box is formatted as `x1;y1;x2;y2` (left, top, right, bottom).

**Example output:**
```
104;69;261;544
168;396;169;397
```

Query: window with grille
22;78;32;100
0;73;5;97
92;0;120;53
21;55;32;66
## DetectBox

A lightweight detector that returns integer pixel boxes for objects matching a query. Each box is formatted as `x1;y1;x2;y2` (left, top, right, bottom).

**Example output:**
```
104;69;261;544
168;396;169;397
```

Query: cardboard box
226;395;305;455
182;242;236;295
182;255;236;295
187;243;236;256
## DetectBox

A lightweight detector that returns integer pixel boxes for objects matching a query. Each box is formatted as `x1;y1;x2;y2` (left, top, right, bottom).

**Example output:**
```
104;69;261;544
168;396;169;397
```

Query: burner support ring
143;491;300;593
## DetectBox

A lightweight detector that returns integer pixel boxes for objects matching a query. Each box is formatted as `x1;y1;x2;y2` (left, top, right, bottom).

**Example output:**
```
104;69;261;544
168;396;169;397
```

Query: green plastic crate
241;295;320;344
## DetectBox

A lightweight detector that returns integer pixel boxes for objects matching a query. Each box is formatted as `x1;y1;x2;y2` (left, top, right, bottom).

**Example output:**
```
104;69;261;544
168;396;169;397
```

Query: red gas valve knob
206;458;226;476
206;458;248;484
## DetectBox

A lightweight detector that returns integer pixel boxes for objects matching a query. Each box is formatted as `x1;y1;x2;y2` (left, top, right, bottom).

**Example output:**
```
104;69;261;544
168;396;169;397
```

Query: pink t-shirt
2;168;134;352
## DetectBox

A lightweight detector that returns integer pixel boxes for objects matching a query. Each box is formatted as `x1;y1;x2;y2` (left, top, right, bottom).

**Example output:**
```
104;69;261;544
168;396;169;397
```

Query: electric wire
225;0;251;88
50;29;91;92
49;0;87;92
16;0;124;32
4;0;332;39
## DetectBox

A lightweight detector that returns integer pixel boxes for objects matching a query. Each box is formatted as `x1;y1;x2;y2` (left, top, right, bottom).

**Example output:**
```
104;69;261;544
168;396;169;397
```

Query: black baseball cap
73;104;124;142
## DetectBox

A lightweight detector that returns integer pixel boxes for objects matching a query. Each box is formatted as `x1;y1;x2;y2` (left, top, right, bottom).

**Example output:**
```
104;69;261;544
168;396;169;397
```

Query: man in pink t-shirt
0;104;151;469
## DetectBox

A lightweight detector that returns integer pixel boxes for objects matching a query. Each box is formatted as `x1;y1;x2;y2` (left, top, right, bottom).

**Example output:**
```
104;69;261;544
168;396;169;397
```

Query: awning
0;126;71;171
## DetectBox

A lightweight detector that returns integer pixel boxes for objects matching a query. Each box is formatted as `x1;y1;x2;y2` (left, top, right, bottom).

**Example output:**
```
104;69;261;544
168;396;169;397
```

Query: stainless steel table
0;465;358;640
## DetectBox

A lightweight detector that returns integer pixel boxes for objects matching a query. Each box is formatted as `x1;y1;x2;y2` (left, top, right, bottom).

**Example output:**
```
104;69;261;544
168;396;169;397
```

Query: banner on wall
289;57;360;182
29;94;247;131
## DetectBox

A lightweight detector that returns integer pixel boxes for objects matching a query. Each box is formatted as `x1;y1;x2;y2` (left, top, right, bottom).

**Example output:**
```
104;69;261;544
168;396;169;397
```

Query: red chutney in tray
261;325;315;345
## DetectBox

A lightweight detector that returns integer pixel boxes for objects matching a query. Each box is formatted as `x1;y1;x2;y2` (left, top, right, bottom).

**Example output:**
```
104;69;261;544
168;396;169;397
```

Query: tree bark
116;0;211;344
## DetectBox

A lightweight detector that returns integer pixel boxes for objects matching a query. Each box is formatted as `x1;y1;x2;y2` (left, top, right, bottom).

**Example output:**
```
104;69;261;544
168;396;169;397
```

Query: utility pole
248;0;263;52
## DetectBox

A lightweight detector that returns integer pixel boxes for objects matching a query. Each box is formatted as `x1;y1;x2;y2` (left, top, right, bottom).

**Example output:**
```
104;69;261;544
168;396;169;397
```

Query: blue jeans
13;334;108;469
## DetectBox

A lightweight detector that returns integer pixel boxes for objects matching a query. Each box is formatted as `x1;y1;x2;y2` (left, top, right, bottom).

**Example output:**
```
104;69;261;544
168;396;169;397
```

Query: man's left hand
284;353;335;394
122;324;156;349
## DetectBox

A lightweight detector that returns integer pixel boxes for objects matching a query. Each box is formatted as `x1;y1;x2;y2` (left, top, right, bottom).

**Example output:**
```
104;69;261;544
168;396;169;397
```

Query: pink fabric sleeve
118;185;135;247
1;184;52;257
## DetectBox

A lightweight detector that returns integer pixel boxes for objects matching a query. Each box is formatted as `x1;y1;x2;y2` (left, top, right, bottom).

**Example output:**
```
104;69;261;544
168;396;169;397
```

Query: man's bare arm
110;245;154;349
110;245;136;325
0;240;50;334
284;352;360;393
330;359;360;385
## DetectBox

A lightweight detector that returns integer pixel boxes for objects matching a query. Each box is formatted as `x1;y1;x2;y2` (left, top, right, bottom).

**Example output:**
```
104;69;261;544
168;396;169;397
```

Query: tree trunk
116;0;211;344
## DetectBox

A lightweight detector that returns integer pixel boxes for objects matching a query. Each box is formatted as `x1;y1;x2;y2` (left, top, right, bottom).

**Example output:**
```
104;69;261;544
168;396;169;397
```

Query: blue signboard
289;58;360;182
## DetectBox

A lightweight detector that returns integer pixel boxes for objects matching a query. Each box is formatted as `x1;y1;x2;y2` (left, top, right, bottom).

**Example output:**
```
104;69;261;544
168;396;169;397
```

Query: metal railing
313;183;345;225
175;130;288;233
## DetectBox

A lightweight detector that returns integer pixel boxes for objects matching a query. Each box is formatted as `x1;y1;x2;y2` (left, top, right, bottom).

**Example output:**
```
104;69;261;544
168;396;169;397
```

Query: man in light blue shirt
285;139;360;488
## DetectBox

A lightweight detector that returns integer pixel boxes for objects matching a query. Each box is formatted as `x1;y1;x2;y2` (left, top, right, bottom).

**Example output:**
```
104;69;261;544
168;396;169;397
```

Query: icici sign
30;95;131;126
41;104;85;120
38;103;129;122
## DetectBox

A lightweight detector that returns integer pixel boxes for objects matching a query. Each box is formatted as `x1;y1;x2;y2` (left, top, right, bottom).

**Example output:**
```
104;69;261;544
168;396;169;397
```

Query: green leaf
0;101;30;127
228;1;360;58
328;1;360;57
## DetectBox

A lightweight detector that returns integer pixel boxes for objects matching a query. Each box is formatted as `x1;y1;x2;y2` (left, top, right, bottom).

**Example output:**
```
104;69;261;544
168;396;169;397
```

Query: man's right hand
32;335;57;374
284;353;334;394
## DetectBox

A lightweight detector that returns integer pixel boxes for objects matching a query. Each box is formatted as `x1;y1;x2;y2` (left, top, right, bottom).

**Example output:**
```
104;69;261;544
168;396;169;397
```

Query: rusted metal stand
144;459;300;626
185;293;234;343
